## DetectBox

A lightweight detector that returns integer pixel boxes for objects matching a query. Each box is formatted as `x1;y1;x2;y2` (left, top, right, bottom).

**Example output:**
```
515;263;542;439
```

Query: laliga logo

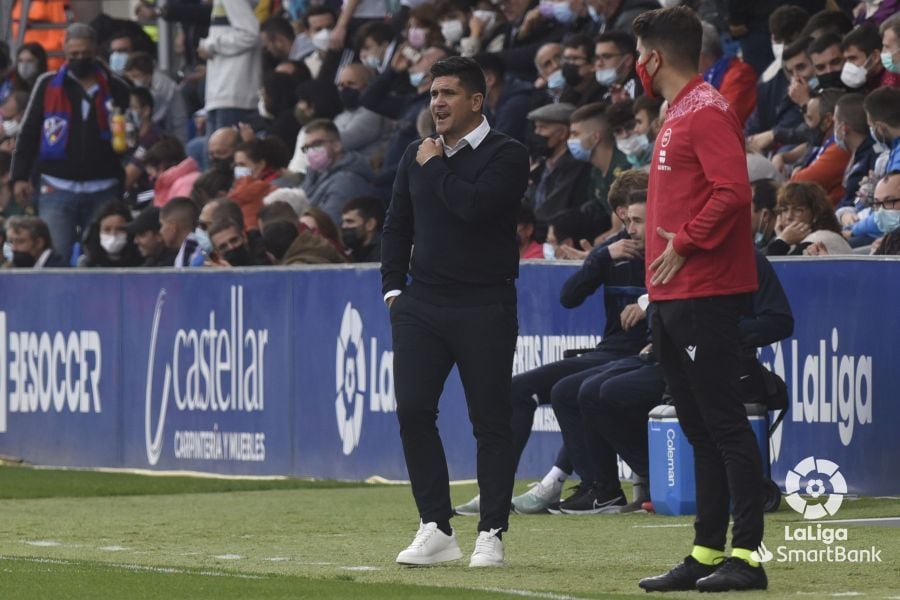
335;302;366;456
785;456;847;520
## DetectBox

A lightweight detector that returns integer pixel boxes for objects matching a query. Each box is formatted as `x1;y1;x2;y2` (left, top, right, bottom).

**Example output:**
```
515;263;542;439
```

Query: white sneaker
511;480;563;514
469;528;505;567
396;521;463;566
454;494;480;516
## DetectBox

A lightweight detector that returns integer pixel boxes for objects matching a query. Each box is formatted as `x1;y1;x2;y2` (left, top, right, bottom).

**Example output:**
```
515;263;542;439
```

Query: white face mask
616;133;650;157
362;54;382;69
17;61;38;80
840;60;868;89
440;20;465;44
542;242;556;260
100;232;127;255
234;165;253;179
312;28;331;52
2;119;20;138
771;42;784;63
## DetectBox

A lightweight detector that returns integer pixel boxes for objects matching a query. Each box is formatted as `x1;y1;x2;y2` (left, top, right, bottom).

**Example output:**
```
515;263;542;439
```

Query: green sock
732;547;760;567
691;545;725;566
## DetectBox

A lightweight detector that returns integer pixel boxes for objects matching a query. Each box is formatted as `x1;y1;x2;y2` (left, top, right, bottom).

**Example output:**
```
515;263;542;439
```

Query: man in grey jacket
300;119;376;225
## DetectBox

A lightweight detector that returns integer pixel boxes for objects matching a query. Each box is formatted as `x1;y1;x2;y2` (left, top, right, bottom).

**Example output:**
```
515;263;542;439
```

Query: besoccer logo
335;302;366;455
784;456;847;520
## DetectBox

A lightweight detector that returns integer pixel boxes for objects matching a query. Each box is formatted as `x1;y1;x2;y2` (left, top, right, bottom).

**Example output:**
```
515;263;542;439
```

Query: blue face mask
194;227;214;254
874;208;900;234
595;67;618;86
2;241;12;263
807;75;820;91
881;50;900;74
870;125;889;153
547;69;565;91
567;138;593;161
542;242;556;260
409;71;426;88
109;51;128;73
552;1;576;23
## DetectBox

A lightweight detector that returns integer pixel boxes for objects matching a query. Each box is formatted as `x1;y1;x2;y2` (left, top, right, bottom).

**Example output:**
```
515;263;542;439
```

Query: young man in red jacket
632;7;767;593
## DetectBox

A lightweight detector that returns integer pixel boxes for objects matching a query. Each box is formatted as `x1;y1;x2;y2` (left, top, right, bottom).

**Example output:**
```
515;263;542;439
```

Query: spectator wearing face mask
300;119;375;226
206;126;240;174
526;102;591;223
0;91;28;152
260;15;313;66
10;24;131;263
334;63;393;158
197;0;262;134
532;43;565;106
840;25;899;94
302;6;338;79
832;94;877;218
790;90;852;206
340;195;384;263
474;53;533;144
124;52;189;143
879;14;900;86
123;86;161;207
287;78;343;174
4;215;68;268
146;136;201;207
207;217;271;266
607;100;648;170
864;86;900;176
357;21;399;75
227;138;286;230
594;31;642;103
559;34;604;107
846;173;900;250
750;178;778;249
10;43;49;96
77;201;143;267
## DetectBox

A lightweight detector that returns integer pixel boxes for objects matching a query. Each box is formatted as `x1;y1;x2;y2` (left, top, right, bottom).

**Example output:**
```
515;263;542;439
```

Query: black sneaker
696;557;767;592
638;555;719;592
559;485;626;514
546;483;588;515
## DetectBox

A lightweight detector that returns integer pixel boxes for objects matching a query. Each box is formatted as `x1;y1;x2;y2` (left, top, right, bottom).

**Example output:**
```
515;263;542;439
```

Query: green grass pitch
0;465;897;599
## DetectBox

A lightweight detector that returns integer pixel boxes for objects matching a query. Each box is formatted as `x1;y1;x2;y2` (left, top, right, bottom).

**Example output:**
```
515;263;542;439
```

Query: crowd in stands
1;0;899;271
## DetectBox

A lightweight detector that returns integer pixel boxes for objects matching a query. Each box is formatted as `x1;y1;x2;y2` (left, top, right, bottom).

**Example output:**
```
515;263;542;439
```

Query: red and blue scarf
39;64;112;161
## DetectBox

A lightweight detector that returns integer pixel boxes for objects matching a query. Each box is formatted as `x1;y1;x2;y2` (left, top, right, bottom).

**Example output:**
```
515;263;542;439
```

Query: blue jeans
38;179;121;263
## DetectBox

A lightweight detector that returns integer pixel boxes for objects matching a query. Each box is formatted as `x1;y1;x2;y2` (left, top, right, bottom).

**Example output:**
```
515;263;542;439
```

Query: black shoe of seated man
638;555;719;592
546;483;588;515
559;485;626;514
695;557;767;592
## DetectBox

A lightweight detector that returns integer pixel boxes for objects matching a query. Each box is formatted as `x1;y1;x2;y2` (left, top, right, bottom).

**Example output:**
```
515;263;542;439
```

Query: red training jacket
646;76;758;301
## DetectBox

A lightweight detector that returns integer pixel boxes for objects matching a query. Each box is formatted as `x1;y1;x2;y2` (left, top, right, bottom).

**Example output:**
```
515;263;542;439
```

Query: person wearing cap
127;205;178;267
526;101;591;223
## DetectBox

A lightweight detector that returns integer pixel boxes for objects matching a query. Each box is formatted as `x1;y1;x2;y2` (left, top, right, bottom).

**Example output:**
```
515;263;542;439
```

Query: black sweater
381;130;530;306
12;68;130;184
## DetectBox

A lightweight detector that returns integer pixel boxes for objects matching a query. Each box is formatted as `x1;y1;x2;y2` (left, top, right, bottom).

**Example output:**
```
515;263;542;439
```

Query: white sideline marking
98;546;129;552
212;554;243;560
831;593;863;597
478;587;589;600
823;517;900;525
23;540;62;547
0;556;267;579
341;566;381;571
631;523;692;529
264;557;292;562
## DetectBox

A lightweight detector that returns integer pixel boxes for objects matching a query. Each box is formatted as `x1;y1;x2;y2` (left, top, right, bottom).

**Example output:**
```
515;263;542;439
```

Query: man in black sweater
382;56;529;568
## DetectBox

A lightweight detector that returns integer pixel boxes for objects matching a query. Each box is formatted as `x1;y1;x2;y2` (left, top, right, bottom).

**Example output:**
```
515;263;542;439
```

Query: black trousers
652;295;763;552
509;347;632;476
390;293;518;533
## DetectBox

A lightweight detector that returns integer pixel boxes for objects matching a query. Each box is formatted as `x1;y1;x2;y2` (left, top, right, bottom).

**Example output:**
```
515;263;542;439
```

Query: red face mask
636;50;662;99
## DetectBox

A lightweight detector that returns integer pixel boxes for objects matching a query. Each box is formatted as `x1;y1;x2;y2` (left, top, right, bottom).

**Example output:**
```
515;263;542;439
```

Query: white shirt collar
35;248;53;268
442;116;491;158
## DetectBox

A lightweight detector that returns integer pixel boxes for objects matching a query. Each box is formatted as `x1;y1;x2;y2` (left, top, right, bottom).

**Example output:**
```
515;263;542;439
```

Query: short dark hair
258;201;298;231
550;208;597;244
302;118;341;140
863;87;900;128
208;198;245;231
261;16;295;40
812;88;843;120
160;197;199;229
430;56;486;96
800;9;853;39
571;102;613;143
6;215;52;248
783;35;812;62
144;136;186;169
342;196;385;228
474;53;505;80
302;6;337;29
632;6;702;71
842;24;882;56
124;51;154;75
608;169;649;212
596;31;636;57
191;169;233;207
562;33;595;60
627;189;647;205
835;93;868;136
356;20;394;48
262;220;299;261
769;5;809;44
751;179;778;212
130;86;154;112
605;100;635;130
807;32;842;57
634;95;664;120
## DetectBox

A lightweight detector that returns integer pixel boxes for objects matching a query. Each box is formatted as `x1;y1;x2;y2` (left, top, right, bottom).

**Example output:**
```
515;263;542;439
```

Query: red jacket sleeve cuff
673;229;698;257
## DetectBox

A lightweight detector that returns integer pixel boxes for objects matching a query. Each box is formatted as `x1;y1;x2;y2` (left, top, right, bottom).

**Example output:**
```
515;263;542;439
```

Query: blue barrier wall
0;258;897;495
